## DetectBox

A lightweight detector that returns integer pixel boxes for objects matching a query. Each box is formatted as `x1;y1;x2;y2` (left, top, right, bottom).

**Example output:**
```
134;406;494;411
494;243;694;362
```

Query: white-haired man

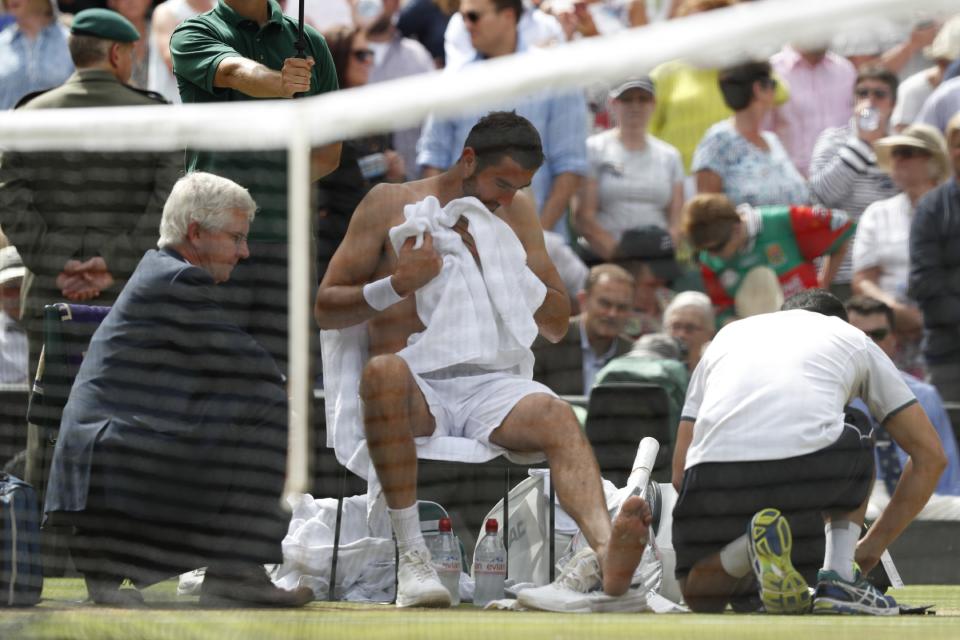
663;291;715;371
44;172;314;608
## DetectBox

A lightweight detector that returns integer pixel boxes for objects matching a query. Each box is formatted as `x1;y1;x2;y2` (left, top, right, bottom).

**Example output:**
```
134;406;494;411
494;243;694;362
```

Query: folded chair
25;303;110;576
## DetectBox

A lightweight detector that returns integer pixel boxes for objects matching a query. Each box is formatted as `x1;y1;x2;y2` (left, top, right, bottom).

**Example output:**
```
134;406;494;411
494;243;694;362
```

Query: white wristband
363;276;405;311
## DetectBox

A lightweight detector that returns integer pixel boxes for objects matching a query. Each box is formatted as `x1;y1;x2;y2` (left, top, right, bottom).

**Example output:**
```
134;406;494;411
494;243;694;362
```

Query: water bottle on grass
472;518;506;607
427;516;462;606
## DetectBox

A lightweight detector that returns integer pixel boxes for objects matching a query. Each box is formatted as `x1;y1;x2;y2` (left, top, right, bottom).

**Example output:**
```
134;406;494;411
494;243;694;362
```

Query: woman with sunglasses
693;60;809;210
809;66;900;300
316;25;406;280
851;123;949;376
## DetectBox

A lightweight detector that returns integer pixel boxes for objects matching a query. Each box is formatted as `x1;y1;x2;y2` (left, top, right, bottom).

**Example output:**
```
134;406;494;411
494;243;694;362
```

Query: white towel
320;195;547;481
389;195;546;376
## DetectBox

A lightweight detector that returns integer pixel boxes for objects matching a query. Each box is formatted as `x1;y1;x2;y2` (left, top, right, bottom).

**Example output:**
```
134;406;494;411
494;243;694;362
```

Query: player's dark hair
781;289;848;321
464;111;544;172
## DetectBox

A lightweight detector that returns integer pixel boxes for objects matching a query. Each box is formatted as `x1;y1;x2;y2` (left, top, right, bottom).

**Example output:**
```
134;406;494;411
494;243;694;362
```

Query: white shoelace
400;547;437;581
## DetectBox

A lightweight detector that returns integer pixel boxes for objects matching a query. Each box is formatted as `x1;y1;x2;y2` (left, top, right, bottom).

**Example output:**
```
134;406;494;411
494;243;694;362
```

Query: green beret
70;8;140;43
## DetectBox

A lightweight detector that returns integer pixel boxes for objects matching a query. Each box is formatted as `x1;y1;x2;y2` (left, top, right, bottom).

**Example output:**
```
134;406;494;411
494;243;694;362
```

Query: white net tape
0;0;956;152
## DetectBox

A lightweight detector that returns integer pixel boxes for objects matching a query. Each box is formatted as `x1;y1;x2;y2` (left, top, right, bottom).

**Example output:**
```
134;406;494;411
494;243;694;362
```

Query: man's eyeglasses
351;49;375;63
891;146;929;160
667;321;705;334
855;87;890;100
758;77;777;90
865;327;890;342
461;9;488;23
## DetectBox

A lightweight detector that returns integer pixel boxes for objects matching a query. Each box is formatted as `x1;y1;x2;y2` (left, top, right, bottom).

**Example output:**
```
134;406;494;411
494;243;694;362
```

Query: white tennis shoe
516;547;648;613
395;546;452;608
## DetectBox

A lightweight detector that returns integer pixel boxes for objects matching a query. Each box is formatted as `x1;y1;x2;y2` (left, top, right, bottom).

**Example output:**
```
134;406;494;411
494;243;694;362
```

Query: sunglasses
891;146;930;160
758;77;778;90
865;327;890;342
855;87;890;100
461;9;488;23
351;48;374;63
701;232;733;254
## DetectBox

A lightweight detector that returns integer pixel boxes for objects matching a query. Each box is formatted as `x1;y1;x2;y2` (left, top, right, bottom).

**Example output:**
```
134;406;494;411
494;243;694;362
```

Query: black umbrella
294;0;306;98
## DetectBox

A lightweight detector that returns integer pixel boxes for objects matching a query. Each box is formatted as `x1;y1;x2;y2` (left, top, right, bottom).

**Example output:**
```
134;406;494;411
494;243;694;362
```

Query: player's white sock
388;503;424;552
720;534;752;578
823;520;858;581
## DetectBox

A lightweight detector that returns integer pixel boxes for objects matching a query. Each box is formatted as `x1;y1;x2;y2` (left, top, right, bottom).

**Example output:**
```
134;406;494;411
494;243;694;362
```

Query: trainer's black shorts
672;412;875;584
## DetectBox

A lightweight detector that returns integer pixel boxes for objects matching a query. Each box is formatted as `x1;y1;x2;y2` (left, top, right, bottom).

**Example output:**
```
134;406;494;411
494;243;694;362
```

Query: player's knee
359;354;410;402
540;397;580;442
681;581;729;614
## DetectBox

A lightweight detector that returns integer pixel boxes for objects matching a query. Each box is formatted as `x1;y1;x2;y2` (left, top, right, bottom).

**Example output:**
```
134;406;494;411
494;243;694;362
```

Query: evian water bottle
472;518;506;607
427;517;462;605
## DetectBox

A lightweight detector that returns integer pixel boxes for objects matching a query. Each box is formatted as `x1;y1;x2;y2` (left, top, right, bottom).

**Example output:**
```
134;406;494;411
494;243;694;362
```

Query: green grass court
1;580;958;640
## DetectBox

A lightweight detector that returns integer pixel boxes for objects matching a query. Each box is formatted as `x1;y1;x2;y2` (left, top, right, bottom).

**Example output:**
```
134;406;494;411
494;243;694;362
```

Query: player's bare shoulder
499;190;543;248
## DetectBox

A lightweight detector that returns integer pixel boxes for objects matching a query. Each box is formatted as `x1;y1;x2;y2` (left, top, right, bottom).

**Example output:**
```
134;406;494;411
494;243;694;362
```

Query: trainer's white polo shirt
681;310;915;468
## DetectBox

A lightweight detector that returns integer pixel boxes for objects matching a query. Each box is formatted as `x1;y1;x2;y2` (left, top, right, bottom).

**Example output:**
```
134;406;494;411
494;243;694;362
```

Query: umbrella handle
294;0;307;98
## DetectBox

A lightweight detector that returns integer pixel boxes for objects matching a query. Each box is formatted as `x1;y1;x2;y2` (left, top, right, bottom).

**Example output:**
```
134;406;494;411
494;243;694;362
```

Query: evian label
474;561;505;575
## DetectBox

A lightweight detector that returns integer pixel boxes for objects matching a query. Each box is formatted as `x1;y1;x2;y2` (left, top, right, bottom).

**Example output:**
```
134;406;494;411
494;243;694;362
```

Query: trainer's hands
392;233;442;297
854;537;884;576
280;57;314;97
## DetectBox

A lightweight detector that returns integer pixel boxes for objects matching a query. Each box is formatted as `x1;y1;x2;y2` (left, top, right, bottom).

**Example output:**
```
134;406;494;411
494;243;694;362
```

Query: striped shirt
808;122;898;283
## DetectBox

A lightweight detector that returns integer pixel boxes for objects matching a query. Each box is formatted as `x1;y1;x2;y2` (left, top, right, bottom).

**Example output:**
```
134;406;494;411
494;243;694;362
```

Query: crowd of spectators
2;0;960;607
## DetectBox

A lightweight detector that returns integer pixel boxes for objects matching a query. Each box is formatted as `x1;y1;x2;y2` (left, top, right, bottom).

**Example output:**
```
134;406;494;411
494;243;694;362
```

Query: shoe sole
518;587;590;613
813;597;899;616
396;590;452;608
198;594;314;608
748;508;811;615
517;586;648;614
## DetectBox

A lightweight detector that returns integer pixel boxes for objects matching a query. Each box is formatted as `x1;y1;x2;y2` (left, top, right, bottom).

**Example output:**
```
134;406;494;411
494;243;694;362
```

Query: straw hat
875;123;950;183
925;16;960;61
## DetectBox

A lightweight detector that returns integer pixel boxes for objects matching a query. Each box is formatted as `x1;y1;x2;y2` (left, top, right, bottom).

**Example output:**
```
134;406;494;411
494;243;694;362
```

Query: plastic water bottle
427;517;461;606
472;518;506;607
858;106;879;133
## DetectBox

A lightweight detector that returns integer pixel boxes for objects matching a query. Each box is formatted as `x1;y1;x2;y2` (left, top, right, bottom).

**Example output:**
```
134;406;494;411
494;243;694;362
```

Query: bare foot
601;495;652;596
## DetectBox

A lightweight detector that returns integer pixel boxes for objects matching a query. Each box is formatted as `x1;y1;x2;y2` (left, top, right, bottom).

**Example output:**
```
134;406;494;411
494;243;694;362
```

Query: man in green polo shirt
170;0;341;369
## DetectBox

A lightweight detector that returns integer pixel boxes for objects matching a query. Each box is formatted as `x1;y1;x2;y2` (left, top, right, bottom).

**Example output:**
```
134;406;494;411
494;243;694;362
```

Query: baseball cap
609;77;655;100
614;226;682;284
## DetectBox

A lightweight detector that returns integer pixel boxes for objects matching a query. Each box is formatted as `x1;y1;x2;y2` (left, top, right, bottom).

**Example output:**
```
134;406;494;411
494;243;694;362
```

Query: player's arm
311;143;342;181
509;192;570;342
314;184;441;328
672;419;694;491
856;402;946;573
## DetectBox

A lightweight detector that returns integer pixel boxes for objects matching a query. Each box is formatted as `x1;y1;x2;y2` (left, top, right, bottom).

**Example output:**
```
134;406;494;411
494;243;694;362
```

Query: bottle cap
438;517;452;532
485;518;498;533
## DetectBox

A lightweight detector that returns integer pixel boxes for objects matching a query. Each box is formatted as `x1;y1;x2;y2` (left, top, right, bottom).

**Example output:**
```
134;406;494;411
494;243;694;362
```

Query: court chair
317;390;557;601
584;382;673;488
